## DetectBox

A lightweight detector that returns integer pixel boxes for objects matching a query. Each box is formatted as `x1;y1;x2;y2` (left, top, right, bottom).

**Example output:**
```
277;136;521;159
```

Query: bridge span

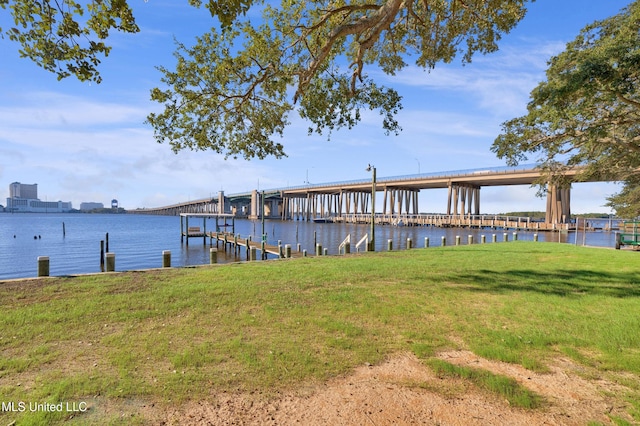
134;164;593;226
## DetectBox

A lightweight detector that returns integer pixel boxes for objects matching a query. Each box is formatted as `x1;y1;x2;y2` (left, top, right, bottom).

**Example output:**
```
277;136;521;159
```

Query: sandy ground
152;351;636;425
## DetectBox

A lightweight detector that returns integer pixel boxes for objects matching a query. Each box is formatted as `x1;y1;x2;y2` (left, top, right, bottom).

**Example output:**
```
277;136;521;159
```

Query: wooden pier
312;213;623;232
208;232;304;259
180;213;235;245
180;213;306;259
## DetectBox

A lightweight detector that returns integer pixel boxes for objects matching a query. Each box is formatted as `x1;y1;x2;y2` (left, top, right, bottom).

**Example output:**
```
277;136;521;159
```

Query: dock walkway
209;232;303;259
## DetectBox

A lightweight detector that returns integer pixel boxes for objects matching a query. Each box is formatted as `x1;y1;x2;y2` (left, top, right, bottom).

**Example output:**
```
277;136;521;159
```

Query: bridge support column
448;183;480;217
546;185;571;224
250;190;259;219
218;191;225;214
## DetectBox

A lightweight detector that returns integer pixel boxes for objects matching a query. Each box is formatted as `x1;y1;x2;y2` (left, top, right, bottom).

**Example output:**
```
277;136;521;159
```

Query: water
0;213;619;280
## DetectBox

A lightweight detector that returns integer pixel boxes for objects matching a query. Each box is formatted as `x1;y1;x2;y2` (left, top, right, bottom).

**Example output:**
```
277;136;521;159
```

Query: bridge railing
271;163;540;192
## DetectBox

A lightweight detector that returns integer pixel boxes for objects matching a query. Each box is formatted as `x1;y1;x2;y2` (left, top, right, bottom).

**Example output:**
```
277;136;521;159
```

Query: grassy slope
1;242;639;424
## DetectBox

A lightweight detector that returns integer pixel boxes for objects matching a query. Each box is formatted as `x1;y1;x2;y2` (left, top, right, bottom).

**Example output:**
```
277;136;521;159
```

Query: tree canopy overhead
491;1;640;192
1;0;140;83
2;0;531;159
147;0;531;159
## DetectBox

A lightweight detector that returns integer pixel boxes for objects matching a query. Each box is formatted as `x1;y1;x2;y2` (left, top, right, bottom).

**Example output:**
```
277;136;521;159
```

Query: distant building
9;182;38;199
5;182;73;213
111;199;118;209
80;202;104;211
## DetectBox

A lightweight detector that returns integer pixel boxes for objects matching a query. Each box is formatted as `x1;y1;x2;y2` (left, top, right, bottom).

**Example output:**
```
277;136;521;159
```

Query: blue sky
0;0;632;213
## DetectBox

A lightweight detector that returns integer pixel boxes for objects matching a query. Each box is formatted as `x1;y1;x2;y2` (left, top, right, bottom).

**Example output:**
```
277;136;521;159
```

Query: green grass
426;358;545;409
1;242;639;424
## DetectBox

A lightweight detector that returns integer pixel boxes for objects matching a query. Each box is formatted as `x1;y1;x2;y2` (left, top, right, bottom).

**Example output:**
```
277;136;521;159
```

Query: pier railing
315;213;610;232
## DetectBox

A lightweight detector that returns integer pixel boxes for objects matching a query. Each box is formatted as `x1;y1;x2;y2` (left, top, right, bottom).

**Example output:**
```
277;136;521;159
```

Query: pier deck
209;232;303;258
311;213;622;232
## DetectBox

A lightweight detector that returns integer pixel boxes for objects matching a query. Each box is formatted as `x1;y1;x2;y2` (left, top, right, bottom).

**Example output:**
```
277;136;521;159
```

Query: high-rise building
9;182;38;199
5;182;72;213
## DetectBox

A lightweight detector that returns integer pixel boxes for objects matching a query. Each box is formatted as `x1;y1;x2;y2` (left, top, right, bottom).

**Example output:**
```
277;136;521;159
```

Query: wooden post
455;236;460;246
285;244;292;258
250;247;257;261
185;216;189;246
100;240;105;272
407;238;412;249
105;253;115;272
162;250;171;268
388;239;393;251
210;248;218;264
424;237;429;248
441;236;446;246
37;256;50;277
468;235;473;245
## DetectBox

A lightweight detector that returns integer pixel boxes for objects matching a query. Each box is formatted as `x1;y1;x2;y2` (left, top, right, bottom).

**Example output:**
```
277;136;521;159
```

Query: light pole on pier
366;164;376;251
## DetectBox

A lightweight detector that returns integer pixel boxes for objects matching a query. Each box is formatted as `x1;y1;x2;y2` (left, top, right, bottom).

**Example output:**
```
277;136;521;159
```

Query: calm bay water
0;213;618;280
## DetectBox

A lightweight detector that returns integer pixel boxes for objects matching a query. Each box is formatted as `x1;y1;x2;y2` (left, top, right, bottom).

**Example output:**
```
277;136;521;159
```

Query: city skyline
0;0;631;213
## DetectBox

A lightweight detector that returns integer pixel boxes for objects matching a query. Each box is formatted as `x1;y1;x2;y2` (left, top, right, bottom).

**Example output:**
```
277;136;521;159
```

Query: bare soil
145;351;635;425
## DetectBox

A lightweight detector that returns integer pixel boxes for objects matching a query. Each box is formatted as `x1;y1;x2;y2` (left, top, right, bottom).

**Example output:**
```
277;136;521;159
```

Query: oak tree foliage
148;0;530;159
2;0;530;159
491;1;640;214
1;0;139;83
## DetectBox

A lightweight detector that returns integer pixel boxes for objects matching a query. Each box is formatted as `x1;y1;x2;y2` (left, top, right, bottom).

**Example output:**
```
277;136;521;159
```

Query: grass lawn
1;242;639;424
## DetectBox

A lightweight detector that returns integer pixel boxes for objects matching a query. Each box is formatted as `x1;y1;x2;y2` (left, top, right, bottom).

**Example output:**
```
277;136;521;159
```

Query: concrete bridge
133;164;588;226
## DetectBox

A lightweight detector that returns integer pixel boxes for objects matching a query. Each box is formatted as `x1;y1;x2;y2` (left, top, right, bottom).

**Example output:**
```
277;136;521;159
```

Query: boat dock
180;213;236;245
209;232;304;259
180;213;304;259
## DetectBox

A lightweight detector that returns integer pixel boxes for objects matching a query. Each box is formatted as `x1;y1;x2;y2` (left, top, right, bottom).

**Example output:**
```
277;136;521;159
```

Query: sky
0;0;633;214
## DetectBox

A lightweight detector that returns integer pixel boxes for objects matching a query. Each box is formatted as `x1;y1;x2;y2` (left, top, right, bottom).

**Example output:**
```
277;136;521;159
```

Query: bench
187;226;202;235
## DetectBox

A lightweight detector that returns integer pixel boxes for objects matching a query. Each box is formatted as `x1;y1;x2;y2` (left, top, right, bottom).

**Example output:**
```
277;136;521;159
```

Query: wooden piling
100;240;105;272
210;248;218;264
162;250;171;268
105;253;115;272
37;256;50;277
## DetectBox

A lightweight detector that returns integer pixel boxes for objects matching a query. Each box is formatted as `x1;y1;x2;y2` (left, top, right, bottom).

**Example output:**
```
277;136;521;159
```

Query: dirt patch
157;351;635;425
